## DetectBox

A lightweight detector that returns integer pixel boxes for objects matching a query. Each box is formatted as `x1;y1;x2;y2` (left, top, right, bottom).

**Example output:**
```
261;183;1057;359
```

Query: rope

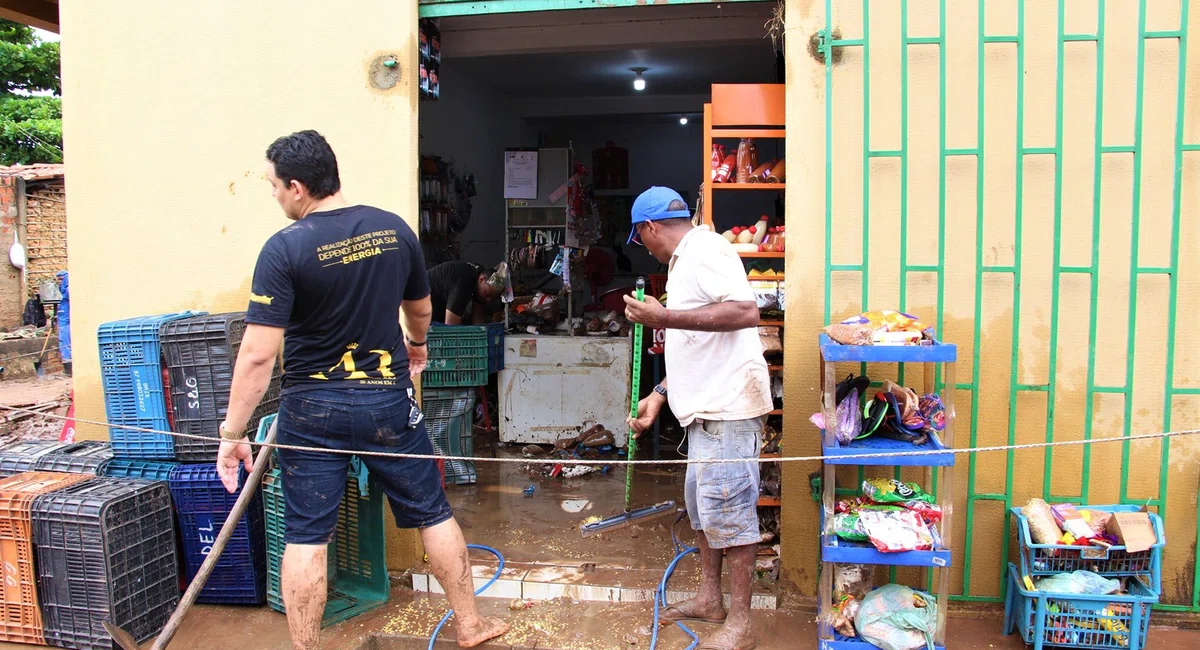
1;403;1196;467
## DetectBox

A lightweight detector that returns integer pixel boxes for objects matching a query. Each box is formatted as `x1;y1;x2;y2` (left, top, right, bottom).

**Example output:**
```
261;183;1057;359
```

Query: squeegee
580;277;676;537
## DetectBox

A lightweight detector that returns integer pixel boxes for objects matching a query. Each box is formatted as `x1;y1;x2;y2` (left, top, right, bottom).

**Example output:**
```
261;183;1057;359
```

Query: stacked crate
160;312;282;462
1005;505;1165;650
98;312;200;459
0;472;93;645
424;323;502;486
33;477;179;650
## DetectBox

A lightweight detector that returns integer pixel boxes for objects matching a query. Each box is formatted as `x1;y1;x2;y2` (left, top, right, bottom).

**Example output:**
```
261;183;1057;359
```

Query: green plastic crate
424;326;487;388
262;465;389;627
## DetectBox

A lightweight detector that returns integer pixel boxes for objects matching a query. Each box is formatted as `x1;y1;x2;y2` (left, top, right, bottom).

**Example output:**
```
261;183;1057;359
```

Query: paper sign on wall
504;150;538;199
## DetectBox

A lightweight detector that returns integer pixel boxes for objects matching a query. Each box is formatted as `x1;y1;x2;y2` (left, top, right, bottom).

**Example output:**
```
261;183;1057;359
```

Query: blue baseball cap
627;186;691;245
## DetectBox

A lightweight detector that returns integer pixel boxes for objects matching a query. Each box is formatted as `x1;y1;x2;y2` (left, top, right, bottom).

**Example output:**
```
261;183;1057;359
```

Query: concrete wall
783;0;1200;605
59;0;424;568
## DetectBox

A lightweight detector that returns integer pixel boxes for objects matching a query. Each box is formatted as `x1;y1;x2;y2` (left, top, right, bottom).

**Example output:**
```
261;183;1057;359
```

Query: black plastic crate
168;463;267;605
0;442;73;478
32;478;178;650
32;441;114;476
160;312;283;462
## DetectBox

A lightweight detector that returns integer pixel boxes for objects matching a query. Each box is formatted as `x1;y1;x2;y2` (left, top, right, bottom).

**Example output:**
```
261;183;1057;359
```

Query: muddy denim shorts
683;417;763;549
276;387;453;545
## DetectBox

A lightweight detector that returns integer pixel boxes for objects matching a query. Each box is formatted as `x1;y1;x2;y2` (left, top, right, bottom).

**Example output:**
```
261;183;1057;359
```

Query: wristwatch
406;336;427;347
653;385;668;398
219;422;246;441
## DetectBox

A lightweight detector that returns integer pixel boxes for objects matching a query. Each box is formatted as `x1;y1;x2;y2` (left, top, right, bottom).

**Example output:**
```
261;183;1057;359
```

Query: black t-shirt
428;261;485;324
245;205;431;394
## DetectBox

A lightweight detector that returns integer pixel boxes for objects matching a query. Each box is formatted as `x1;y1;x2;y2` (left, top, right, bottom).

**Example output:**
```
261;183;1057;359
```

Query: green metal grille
820;0;1199;610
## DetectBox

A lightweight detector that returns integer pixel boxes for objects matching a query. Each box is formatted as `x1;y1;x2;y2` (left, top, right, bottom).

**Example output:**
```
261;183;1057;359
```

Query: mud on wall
59;0;425;568
783;0;1200;606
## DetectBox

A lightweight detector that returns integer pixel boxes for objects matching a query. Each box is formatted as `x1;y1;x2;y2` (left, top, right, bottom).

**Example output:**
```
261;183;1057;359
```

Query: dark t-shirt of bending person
244;205;430;395
428;261;485;324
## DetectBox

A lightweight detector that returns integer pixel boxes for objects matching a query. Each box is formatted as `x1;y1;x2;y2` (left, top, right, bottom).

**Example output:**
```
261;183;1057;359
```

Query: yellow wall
59;0;424;567
783;0;1200;605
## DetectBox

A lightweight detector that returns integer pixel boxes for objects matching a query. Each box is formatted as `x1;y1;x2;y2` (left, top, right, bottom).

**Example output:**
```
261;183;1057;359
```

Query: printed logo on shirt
315;230;401;267
249;293;274;306
309;342;399;385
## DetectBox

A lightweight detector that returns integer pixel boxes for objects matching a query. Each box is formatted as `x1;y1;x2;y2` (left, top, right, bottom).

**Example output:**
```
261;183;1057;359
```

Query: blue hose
428;544;505;650
651;547;700;650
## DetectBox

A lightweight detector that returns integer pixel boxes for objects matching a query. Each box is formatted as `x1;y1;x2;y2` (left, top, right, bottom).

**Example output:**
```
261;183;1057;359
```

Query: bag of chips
862;478;936;505
859;509;936;553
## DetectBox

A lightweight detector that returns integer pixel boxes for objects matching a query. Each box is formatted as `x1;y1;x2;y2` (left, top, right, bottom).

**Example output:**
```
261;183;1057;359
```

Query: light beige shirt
663;226;773;427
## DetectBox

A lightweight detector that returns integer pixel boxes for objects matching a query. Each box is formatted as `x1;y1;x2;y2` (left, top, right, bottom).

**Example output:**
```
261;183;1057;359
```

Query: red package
713;154;737;183
710;144;726;180
899;500;943;524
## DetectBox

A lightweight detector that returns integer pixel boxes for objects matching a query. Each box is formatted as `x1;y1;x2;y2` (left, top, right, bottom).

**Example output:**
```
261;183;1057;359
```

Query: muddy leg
663;530;728;623
702;543;756;649
420;517;509;648
281;543;328;650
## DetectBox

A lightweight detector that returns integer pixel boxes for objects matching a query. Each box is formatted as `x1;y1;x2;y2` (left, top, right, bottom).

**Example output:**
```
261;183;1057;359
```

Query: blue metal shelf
822;636;945;650
822;434;956;467
822;536;951;567
819;333;957;363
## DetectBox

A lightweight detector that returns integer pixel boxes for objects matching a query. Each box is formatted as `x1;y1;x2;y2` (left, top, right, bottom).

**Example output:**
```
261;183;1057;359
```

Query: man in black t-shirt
428;260;505;325
216;130;507;649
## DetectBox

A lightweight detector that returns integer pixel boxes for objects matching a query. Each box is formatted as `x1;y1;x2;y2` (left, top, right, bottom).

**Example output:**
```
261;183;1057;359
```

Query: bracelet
406;336;427;347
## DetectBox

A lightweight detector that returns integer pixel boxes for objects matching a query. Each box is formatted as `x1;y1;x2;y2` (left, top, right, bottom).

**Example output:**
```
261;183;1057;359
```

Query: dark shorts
276;388;453;545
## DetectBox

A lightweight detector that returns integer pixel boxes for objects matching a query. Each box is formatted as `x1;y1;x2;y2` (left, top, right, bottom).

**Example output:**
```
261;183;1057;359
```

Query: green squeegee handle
625;277;645;513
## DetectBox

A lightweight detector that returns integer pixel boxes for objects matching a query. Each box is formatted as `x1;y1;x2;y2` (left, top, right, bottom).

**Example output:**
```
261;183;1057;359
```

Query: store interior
416;2;787;583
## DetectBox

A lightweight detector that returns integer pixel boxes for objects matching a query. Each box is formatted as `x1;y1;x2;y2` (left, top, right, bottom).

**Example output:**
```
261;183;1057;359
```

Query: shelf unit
503;147;582;334
702;83;786;533
816;334;957;650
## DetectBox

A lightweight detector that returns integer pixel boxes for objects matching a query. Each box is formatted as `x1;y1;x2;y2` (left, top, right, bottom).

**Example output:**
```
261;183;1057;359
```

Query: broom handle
152;419;278;649
625;277;645;513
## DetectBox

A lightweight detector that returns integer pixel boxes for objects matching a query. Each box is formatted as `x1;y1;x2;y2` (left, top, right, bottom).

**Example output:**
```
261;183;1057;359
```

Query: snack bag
862;478;936;505
859;509;936;553
833;512;869;542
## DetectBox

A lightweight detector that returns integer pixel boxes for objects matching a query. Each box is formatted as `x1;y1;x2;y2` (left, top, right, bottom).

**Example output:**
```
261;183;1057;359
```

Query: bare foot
456;616;509;648
698;616;756;650
661;595;727;625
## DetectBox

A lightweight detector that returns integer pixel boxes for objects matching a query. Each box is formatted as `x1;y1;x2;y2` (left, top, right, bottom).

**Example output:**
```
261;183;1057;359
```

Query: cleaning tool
581;277;676;537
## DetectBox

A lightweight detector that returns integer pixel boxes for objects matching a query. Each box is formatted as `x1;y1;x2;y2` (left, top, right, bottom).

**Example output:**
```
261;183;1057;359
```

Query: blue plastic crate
99;312;203;459
1012;505;1164;591
102;458;178;482
483;322;504;373
168;464;266;605
819;332;957;363
1004;563;1157;650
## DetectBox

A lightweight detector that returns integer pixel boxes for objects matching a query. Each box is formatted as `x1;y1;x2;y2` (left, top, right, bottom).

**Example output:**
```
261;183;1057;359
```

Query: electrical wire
428;544;504;650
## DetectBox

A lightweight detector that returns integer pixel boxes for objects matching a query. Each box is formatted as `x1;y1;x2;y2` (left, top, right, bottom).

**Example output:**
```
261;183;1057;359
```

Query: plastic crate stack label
32;478;179;650
160;312;283;462
168;464;267;605
99;312;203;459
0;471;93;645
262;466;389;627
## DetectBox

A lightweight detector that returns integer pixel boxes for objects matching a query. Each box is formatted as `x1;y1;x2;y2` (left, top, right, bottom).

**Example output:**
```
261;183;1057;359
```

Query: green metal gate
819;0;1200;609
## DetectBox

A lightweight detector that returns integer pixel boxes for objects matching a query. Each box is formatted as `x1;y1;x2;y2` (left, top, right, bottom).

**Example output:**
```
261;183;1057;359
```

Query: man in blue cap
623;186;771;650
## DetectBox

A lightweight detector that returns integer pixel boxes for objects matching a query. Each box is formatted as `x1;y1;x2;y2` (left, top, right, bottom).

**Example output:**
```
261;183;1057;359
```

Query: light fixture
679;116;689;125
631;67;647;91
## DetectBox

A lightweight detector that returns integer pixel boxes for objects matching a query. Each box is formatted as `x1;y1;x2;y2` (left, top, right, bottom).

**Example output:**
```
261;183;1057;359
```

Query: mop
580;277;676;537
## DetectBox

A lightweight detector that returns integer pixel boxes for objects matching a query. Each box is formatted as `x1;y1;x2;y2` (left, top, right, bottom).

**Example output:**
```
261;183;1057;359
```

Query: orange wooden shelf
712;128;786;139
739;252;785;259
757;496;782;507
759;319;785;326
767;409;783;416
713;183;786;190
760;452;781;459
749;274;784;282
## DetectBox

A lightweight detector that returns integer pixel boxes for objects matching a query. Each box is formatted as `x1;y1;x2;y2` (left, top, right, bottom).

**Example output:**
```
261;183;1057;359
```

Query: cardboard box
1107;512;1156;553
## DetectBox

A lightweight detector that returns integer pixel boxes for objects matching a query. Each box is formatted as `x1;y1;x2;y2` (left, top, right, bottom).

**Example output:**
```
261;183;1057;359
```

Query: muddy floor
447;435;699;570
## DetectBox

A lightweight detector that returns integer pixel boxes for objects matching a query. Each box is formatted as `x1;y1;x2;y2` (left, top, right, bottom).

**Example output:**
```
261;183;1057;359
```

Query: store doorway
415;1;787;591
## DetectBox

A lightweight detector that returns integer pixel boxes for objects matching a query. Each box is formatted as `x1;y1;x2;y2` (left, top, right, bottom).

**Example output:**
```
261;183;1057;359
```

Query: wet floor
31;591;1195;650
446;436;698;570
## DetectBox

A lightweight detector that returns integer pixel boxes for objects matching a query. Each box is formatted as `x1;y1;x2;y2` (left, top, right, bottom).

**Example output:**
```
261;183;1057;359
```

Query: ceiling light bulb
679;116;689;125
633;76;646;91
